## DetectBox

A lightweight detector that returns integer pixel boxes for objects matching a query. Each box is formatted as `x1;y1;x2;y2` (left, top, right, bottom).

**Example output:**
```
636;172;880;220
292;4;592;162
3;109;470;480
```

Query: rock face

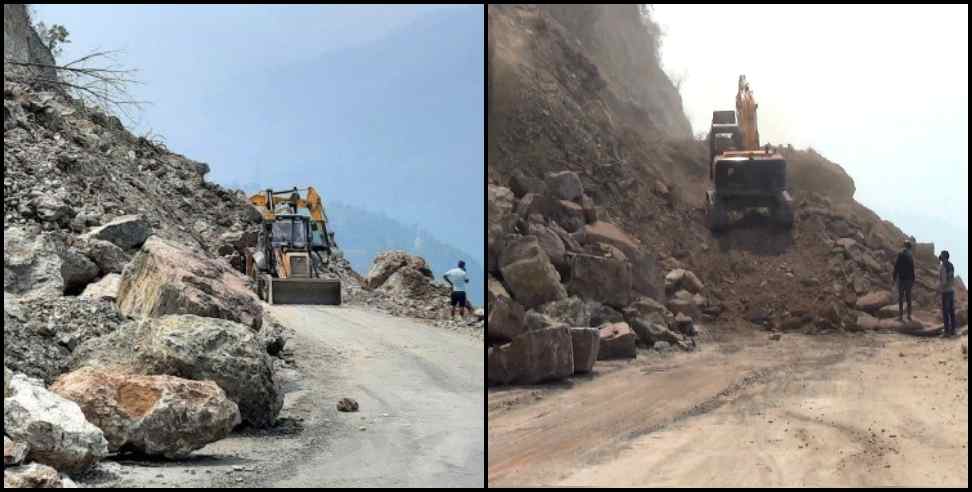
487;327;574;386
80;214;151;250
597;322;637;360
116;236;263;331
79;273;122;302
4;375;109;474
499;236;567;308
71;315;282;429
569;328;600;374
50;368;241;459
855;290;894;314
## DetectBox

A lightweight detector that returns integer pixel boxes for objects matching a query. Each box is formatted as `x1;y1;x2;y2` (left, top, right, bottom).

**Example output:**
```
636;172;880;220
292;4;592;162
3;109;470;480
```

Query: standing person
444;261;470;320
938;250;957;337
892;241;915;322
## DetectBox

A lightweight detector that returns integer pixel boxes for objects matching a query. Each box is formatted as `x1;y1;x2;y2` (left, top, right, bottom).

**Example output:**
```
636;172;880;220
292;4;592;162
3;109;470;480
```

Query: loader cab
271;215;310;250
709;110;743;173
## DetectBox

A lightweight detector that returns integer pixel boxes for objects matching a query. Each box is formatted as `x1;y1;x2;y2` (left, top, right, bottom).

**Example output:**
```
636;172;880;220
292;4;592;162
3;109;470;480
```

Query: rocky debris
4;227;99;298
574;222;660;299
667;289;705;320
78;273;122;302
50;368;240;459
486;295;526;343
567;251;632;309
487;326;574;386
70;315;282;429
79;214;151;251
337;398;360;413
116;236;263;331
673;313;697;337
499;236;567;309
81;239;131;275
4;436;30;467
2;463;68;488
487;185;516;274
875;304;901;320
259;312;290;357
856;290;894;315
665;269;704;295
589;302;625;327
569;328;600;374
4;375;109;474
526;222;567;271
623;300;693;351
597;322;637;360
475;308;486;321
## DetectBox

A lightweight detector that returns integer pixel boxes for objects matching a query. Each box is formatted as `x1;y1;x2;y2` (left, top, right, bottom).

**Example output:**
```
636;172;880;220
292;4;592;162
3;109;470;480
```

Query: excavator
245;187;343;305
705;75;793;232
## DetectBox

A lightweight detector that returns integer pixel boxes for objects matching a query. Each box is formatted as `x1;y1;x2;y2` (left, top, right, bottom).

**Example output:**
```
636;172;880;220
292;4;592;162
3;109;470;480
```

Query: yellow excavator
245;187;343;305
705;75;793;232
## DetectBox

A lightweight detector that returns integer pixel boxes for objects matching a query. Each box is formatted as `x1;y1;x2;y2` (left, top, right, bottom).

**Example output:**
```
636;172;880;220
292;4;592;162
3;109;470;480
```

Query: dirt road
488;326;968;487
93;306;483;488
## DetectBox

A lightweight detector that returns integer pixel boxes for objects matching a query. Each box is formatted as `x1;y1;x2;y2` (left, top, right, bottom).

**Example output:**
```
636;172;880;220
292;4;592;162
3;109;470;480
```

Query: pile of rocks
487;171;698;386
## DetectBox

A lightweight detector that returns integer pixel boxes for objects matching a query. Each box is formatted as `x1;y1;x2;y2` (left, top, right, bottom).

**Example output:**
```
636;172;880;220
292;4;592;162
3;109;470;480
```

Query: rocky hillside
487;4;968;386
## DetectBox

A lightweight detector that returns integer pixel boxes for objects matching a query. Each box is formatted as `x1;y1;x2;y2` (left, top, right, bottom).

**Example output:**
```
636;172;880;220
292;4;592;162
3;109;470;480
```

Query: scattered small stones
337;398;360;413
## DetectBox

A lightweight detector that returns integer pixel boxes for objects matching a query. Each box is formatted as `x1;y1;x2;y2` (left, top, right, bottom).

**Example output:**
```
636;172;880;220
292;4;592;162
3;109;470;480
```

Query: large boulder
80;214;151;250
567;252;632;309
487;327;574;386
534;296;592;328
855;290;893;314
4;227;98;298
597;322;637;360
488;185;516;274
3;464;65;488
527;223;567;271
82;239;131;275
545;171;584;202
549;200;587;233
79;273;122;303
487;275;509;307
116;236;263;331
51;368;241;459
569;328;599;374
4;375;109;474
664;269;704;295
499;236;567;309
365;251;429;290
574;222;661;300
70;315;282;429
486;295;526;343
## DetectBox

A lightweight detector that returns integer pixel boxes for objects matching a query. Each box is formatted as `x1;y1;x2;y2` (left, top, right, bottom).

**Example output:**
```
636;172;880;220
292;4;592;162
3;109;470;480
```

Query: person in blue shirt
443;261;471;320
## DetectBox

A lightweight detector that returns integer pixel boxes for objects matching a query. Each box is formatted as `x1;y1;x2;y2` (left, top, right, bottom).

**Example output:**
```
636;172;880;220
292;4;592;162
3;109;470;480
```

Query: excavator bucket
257;275;343;305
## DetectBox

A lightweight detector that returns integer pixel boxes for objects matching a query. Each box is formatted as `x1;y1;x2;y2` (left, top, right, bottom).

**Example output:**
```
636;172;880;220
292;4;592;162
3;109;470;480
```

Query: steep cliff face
3;5;56;79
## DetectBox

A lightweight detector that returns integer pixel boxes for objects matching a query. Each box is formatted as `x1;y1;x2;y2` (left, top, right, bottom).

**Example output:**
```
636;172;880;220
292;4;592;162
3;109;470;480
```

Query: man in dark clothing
938;250;957;337
892;241;915;322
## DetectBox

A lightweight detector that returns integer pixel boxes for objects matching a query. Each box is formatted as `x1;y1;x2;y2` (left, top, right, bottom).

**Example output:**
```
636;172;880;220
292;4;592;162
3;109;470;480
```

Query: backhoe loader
245;187;343;305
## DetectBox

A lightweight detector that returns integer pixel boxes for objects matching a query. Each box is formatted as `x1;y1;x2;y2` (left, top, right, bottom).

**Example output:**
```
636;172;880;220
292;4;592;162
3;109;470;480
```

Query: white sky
653;4;969;278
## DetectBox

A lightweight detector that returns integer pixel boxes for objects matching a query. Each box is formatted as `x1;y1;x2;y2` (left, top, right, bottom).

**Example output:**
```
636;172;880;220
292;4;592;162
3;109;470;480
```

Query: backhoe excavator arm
735;75;760;151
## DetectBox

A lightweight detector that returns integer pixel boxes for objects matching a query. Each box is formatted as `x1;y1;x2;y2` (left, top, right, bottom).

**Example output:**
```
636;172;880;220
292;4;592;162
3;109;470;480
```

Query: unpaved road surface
91;306;483;488
488;326;968;488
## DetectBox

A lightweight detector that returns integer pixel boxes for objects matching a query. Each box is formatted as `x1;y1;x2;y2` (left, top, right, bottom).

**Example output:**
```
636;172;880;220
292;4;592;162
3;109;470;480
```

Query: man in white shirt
443;261;471;320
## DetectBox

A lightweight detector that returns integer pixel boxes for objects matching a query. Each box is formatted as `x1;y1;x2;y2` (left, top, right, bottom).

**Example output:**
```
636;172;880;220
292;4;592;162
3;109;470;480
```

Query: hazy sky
653;4;969;279
32;4;484;265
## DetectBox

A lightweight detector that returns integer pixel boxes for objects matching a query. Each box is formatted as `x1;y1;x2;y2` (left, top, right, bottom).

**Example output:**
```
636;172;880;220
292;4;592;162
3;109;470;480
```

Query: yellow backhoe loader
245;187;343;305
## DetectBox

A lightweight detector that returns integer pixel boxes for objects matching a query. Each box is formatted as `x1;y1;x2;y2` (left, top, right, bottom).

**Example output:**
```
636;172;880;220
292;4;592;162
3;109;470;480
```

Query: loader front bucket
258;276;342;305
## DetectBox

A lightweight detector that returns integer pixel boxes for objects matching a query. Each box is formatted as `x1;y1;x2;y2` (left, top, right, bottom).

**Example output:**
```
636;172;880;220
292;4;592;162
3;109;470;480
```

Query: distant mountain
326;201;485;306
